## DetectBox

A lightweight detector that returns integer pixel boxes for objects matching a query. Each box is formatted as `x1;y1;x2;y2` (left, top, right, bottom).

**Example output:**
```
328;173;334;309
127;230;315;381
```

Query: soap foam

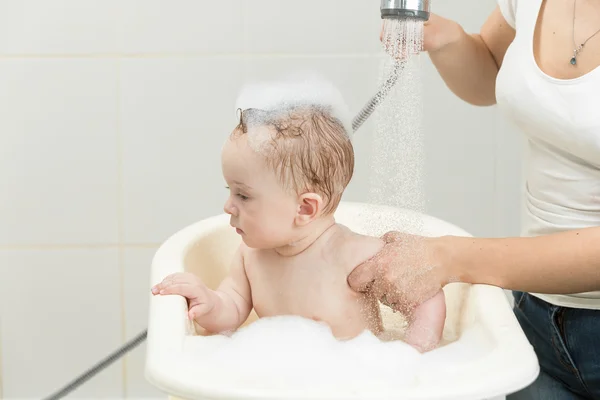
234;72;354;138
191;316;422;395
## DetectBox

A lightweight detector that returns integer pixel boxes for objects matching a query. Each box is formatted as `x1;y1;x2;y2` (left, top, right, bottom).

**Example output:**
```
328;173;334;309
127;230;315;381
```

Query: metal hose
352;62;404;134
42;330;148;400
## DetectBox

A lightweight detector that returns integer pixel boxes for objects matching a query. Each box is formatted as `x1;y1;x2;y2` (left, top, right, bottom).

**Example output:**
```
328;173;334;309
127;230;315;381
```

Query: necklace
570;0;600;65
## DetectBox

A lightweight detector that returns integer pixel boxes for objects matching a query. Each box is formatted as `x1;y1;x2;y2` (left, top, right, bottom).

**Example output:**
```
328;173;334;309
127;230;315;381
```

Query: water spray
351;0;428;133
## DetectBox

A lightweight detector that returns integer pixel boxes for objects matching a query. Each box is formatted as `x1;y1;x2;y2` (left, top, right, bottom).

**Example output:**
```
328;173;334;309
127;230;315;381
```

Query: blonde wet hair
232;105;354;215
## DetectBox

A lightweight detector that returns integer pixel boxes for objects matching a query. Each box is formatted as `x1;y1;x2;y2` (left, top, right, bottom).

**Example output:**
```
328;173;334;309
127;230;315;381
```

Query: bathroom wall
0;0;523;398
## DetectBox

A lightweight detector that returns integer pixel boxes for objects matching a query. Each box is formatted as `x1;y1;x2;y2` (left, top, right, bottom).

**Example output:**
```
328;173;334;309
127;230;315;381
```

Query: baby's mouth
230;221;243;234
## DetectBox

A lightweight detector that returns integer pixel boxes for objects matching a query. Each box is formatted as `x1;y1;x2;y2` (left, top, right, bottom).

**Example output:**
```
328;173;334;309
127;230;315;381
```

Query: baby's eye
225;185;249;201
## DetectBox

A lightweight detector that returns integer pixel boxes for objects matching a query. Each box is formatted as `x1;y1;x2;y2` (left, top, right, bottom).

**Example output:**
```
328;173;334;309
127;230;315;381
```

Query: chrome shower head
380;0;431;21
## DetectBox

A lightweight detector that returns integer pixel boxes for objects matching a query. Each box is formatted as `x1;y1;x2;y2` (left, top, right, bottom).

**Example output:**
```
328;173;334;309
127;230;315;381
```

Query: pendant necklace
570;0;600;65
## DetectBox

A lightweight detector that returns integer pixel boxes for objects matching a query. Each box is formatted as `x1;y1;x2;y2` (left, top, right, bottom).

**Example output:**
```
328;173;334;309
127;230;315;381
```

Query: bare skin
354;0;600;314
348;228;600;314
153;132;446;352
153;224;447;351
240;224;385;339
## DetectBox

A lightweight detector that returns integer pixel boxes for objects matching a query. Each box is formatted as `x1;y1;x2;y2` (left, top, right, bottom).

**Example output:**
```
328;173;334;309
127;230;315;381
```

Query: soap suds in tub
190;316;422;395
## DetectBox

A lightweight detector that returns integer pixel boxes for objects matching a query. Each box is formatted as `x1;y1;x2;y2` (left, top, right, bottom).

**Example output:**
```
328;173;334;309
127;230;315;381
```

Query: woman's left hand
347;231;449;315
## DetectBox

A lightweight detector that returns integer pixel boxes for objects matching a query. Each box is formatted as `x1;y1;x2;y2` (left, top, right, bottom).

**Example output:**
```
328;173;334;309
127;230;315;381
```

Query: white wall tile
123;247;164;398
434;0;498;33
405;1;499;238
0;249;123;398
420;60;497;237
493;112;524;237
0;59;119;246
120;58;243;244
243;0;382;54
0;334;3;400
0;0;120;55
119;0;243;54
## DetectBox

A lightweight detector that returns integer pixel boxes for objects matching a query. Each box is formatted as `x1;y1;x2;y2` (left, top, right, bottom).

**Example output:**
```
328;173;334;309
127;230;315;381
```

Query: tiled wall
0;0;523;398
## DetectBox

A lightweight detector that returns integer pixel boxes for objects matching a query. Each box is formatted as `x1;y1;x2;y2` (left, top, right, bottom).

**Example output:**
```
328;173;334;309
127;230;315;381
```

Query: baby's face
221;131;299;249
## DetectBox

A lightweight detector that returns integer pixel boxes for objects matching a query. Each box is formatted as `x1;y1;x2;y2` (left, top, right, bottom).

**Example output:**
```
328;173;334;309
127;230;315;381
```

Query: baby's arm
404;289;446;352
152;246;252;333
204;246;253;332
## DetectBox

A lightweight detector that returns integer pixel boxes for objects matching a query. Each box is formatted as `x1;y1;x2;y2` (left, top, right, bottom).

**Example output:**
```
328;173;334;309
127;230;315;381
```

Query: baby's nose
223;197;236;215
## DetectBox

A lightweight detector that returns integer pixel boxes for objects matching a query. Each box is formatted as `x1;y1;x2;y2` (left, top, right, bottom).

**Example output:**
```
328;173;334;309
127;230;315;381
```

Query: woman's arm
347;227;600;313
442;226;600;294
425;7;516;106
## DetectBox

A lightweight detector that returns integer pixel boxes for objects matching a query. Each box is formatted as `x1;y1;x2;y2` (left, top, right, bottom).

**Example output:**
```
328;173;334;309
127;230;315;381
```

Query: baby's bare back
242;224;384;339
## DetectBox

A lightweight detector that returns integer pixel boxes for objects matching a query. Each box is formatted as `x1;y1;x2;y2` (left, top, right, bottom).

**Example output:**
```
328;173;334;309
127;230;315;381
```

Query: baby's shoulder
237;242;256;269
237;242;272;270
333;225;384;274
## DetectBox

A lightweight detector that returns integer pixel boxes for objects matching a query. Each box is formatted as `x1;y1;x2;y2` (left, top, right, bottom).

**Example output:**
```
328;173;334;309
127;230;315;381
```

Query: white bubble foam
234;72;354;137
190;316;422;395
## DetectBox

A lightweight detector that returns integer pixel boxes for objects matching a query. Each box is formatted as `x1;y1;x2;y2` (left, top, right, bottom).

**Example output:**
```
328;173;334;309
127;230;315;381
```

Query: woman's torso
495;0;600;309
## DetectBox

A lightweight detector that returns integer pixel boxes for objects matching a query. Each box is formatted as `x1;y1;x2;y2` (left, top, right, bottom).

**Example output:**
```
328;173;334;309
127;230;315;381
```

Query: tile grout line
115;56;128;399
0;317;4;400
0;243;161;250
0;52;384;60
241;0;250;102
242;0;248;63
492;110;500;237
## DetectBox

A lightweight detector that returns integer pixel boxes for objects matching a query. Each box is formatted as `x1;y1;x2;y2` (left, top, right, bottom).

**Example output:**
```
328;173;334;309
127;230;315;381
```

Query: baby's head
221;76;354;250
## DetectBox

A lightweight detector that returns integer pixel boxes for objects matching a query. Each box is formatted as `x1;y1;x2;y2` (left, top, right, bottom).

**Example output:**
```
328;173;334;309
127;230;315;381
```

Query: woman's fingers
347;257;379;293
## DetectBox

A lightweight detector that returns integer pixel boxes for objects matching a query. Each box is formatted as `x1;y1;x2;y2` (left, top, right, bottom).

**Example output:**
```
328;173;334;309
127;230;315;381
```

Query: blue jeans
508;291;600;399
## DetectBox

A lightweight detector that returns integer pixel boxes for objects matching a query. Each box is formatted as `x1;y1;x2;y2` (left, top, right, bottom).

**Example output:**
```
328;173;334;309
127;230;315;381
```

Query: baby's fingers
151;272;194;294
151;282;163;295
156;282;201;299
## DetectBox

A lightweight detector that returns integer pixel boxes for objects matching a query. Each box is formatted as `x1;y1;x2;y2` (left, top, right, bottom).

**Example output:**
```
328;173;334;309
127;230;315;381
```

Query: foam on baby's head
234;72;353;137
231;73;354;215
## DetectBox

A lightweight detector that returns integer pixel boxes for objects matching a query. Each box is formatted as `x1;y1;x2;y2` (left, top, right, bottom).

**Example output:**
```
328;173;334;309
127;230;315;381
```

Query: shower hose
42;61;404;400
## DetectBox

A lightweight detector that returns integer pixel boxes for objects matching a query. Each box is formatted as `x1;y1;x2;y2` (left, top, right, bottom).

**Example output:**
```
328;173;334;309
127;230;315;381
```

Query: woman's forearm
428;29;500;107
442;227;600;294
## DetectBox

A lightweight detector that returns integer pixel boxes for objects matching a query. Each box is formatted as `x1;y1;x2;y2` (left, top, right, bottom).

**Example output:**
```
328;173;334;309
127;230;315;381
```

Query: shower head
380;0;430;21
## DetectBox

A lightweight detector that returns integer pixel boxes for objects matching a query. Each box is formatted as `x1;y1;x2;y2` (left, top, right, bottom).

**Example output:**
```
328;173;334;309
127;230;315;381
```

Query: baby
152;77;446;352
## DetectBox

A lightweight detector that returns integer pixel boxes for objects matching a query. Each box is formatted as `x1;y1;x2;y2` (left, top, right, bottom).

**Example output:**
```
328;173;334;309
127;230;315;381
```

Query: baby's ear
296;192;322;225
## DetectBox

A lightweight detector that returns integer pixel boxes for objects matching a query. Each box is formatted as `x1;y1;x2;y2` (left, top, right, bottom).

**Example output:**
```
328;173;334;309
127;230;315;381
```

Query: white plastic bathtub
145;201;539;400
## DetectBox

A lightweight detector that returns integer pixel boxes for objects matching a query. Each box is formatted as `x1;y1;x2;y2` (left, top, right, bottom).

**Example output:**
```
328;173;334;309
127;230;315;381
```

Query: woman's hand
380;13;464;55
347;231;450;315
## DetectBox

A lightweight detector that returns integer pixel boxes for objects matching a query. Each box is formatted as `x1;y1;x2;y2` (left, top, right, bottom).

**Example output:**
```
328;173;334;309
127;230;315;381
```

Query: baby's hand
151;272;215;320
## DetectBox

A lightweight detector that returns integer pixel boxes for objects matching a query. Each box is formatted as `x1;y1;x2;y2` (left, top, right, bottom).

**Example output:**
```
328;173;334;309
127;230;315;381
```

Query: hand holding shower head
352;0;429;135
380;0;430;21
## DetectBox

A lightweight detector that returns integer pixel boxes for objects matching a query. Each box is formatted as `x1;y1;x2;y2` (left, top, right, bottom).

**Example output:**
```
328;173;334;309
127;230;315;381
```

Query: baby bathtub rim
145;201;540;400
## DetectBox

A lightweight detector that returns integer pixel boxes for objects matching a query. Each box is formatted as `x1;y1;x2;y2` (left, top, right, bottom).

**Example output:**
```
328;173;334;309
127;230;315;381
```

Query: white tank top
496;0;600;309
